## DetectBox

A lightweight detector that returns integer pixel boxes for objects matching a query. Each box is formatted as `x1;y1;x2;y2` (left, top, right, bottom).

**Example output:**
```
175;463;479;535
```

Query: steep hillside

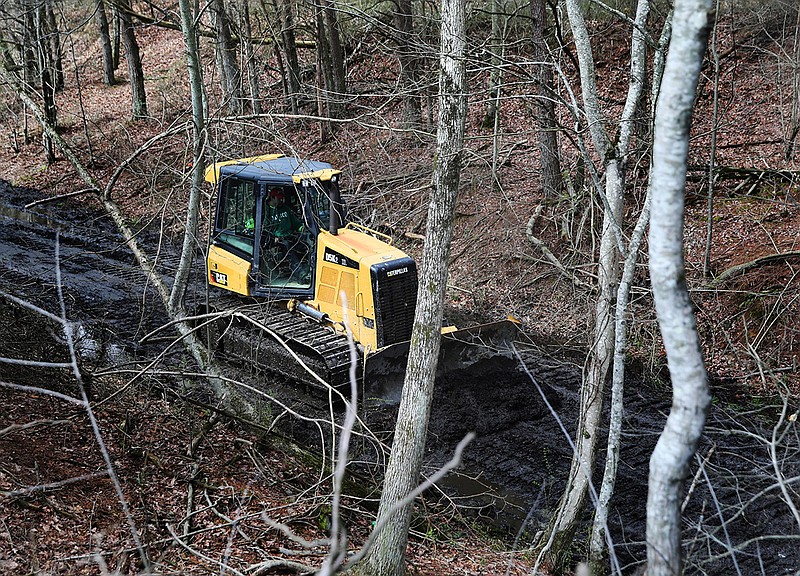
1;9;796;393
1;4;798;574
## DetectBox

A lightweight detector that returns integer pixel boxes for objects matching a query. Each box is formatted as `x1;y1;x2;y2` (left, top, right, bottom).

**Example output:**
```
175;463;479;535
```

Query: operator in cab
265;188;302;237
264;187;307;280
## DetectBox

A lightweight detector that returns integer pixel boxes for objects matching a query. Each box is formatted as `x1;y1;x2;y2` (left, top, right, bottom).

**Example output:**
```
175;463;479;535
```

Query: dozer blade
363;318;520;405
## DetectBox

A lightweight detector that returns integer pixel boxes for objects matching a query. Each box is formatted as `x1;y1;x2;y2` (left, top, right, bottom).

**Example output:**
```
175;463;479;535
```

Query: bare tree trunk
530;0;561;198
537;1;649;570
21;0;37;88
44;0;63;91
537;1;620;566
785;4;800;160
315;0;345;119
394;0;422;129
322;0;345;98
172;0;207;313
482;0;504;129
647;1;712;574
542;159;619;559
118;0;147;119
347;0;467;573
703;1;720;278
277;0;301;113
589;11;673;574
315;2;333;140
35;1;57;163
112;5;120;70
238;0;262;115
211;0;242;116
96;0;116;85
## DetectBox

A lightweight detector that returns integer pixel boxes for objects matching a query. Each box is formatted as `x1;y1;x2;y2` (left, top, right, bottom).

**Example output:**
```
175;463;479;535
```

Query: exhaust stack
329;178;344;236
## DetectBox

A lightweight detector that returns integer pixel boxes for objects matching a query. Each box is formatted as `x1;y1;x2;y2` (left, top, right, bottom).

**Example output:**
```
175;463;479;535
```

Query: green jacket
266;205;302;238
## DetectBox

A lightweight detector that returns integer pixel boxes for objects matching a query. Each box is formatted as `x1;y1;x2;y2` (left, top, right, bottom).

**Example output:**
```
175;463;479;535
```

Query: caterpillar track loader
205;154;516;398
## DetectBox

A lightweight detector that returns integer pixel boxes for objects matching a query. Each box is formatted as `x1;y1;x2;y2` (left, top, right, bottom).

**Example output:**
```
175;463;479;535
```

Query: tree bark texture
30;0;58;162
96;0;116;85
321;0;345;98
315;3;333;140
238;0;262;115
171;0;207;314
703;5;720;277
44;0;63;90
529;0;561;198
394;0;422;129
112;5;120;70
277;0;302;113
212;0;242;116
646;1;712;575
315;0;346;119
539;1;655;570
349;0;467;573
546;157;620;546
588;1;652;570
20;0;37;91
566;0;612;162
538;2;621;568
118;0;147;119
482;0;503;129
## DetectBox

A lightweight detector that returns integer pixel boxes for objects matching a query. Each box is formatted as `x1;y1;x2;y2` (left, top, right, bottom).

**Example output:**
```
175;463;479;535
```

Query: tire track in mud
424;355;799;575
2;181;798;575
0;182;195;348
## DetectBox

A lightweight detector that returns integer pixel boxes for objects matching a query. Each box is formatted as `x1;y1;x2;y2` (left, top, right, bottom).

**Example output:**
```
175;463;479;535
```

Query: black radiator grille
371;258;418;347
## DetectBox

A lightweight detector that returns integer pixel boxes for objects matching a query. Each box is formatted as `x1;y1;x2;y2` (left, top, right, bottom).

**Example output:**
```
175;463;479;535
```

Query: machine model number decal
210;271;228;286
323;247;359;270
386;267;408;277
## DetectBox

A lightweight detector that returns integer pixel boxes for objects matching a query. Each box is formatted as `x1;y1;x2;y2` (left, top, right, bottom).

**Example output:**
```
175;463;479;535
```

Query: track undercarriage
202;293;521;407
207;297;357;392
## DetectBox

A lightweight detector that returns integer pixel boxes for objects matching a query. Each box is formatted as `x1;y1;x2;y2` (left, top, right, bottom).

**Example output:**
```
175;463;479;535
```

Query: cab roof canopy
204;154;340;186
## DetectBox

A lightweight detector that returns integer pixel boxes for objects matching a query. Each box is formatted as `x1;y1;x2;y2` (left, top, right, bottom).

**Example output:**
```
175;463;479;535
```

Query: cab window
258;185;314;291
315;188;331;230
216;178;256;255
306;179;339;231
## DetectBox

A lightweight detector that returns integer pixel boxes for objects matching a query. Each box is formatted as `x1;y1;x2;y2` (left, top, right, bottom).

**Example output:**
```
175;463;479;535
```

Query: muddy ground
1;180;799;575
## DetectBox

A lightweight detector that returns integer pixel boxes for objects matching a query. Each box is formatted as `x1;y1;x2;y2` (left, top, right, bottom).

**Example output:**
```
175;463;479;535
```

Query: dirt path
2;181;798;575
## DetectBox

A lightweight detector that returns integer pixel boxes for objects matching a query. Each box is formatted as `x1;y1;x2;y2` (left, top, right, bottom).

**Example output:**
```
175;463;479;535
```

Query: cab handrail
345;222;393;245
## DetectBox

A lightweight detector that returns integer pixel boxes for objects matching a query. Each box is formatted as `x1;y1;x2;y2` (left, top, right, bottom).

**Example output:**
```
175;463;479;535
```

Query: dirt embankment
2;181;799;575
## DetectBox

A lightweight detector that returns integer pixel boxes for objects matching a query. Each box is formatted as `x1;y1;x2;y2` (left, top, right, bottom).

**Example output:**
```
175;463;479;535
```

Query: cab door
253;183;317;298
207;176;257;295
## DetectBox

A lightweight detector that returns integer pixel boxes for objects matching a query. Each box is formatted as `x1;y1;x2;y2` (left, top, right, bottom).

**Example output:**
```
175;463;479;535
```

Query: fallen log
713;251;800;285
687;164;800;183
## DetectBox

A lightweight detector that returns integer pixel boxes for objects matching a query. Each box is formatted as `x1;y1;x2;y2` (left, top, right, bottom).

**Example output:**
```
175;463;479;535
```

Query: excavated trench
1;180;798;575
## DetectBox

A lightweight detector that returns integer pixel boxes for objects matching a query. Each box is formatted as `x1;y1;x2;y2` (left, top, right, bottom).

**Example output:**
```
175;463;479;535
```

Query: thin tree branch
1;471;109;500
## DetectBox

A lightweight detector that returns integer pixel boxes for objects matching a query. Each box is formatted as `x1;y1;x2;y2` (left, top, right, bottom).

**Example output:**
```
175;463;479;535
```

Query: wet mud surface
0;184;171;347
2;180;798;575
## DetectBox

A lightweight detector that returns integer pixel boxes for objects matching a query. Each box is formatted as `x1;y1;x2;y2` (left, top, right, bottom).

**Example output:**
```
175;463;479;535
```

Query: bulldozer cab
206;155;342;299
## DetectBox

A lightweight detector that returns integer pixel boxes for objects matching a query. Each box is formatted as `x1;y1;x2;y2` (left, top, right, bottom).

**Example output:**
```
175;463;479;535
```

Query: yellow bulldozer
204;154;516;397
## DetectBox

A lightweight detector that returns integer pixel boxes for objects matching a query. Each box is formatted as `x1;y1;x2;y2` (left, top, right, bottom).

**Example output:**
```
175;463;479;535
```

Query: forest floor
2;180;798;576
1;177;798;575
0;178;547;575
1;7;800;576
0;303;535;576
